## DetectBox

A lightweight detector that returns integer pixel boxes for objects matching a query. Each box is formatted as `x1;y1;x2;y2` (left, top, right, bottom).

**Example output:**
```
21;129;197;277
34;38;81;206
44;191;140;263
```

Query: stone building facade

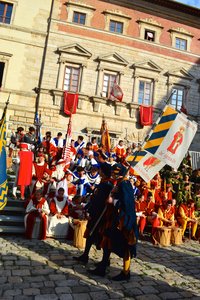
0;0;51;132
1;0;200;150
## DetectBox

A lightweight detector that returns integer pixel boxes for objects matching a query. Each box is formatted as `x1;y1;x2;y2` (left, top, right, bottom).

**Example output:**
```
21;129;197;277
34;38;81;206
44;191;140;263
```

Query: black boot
73;254;88;264
111;271;130;281
95;259;110;267
88;266;106;277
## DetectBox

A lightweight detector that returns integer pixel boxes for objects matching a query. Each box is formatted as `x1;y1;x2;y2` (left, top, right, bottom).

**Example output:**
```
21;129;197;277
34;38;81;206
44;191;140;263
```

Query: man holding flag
0;98;9;210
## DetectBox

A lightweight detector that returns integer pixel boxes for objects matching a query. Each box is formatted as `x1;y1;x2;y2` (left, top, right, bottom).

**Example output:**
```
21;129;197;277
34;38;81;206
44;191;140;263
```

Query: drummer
156;200;175;227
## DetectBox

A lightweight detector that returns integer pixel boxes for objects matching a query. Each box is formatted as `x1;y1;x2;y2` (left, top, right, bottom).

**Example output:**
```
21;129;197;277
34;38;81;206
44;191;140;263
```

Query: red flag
139;105;153;126
62;116;72;165
63;92;78;115
110;81;123;102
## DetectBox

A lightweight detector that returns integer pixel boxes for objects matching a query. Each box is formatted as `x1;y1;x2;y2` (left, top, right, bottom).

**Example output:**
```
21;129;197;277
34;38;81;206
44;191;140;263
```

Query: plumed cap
111;163;127;177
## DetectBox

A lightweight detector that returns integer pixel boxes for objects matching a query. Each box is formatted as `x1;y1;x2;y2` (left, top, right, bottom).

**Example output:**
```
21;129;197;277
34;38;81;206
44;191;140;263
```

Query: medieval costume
25;190;50;239
47;188;69;238
12;143;33;200
114;141;126;160
177;200;198;239
157;201;175;227
89;163;138;281
31;153;49;193
73;162;113;264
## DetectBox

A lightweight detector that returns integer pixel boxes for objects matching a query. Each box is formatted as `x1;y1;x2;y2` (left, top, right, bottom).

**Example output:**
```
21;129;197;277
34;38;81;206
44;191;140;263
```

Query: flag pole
1;93;10;121
34;111;42;145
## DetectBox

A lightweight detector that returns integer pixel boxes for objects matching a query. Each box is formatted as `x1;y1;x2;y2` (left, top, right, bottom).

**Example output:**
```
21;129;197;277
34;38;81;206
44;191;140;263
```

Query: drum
154;226;171;246
171;227;182;245
73;219;87;249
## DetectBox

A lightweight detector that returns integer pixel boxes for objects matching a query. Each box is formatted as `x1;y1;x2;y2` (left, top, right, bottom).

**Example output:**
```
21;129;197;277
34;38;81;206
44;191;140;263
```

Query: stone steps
1;171;26;234
0;225;25;234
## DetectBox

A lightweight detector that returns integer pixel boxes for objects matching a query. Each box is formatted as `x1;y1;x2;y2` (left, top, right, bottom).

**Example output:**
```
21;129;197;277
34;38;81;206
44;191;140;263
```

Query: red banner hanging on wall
139;105;153;126
63;92;78;116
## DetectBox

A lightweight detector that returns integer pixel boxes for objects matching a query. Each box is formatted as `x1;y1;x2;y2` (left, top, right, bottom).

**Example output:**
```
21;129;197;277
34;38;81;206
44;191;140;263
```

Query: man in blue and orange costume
88;163;138;281
73;162;114;263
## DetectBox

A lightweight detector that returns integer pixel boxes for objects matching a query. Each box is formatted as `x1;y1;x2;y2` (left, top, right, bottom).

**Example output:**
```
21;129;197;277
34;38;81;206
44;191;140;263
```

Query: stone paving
0;236;199;300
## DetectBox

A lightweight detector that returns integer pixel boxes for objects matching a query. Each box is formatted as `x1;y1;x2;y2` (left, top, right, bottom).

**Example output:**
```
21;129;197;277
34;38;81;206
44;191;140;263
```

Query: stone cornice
0;88;36;98
169;27;194;38
57;43;92;58
0;52;12;58
65;1;96;11
102;0;200;28
0;23;47;37
137;18;163;29
102;9;131;20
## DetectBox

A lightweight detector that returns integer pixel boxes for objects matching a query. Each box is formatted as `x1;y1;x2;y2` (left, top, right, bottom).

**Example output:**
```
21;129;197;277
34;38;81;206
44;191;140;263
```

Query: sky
175;0;200;8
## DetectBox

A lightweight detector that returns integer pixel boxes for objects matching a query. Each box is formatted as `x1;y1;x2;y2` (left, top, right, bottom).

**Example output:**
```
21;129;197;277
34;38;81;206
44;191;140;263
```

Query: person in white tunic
47;187;69;238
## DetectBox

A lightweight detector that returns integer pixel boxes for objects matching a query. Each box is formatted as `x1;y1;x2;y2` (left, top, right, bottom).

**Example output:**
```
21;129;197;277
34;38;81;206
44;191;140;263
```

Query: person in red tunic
135;194;147;236
144;192;159;235
114;140;126;160
31;153;49;193
13;143;33;200
91;137;99;153
25;189;50;239
42;133;57;165
167;126;185;154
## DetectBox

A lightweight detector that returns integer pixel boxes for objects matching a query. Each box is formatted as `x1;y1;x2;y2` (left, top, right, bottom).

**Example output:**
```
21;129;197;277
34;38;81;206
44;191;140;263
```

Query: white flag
154;112;197;169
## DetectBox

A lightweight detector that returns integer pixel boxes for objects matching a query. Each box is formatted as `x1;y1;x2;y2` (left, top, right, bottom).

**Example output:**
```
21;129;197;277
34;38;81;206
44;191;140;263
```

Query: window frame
109;19;123;34
63;65;81;93
171;87;185;110
0;61;5;88
66;1;95;27
0;1;15;25
0;52;12;89
175;37;187;51
169;27;193;52
72;11;86;25
102;72;118;98
103;10;131;35
137;18;163;44
137;79;153;105
144;29;155;42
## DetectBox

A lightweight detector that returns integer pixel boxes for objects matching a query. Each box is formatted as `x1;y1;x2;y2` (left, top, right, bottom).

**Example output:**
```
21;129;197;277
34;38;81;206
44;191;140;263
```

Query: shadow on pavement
0;236;199;299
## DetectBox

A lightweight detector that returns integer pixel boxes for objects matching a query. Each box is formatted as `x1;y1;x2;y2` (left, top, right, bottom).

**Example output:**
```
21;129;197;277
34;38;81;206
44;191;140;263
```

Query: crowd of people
7;125;200;279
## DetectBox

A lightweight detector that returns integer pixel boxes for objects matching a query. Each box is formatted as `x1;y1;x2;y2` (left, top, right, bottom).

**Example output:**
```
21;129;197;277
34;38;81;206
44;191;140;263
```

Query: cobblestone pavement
0;236;199;300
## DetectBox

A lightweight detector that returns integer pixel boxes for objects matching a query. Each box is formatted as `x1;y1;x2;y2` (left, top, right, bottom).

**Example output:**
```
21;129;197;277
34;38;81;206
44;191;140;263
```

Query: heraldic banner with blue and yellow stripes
0;111;8;210
143;105;197;169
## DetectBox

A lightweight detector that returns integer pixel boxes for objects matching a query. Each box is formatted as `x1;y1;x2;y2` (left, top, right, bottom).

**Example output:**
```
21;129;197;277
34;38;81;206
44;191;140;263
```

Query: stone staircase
0;171;25;235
